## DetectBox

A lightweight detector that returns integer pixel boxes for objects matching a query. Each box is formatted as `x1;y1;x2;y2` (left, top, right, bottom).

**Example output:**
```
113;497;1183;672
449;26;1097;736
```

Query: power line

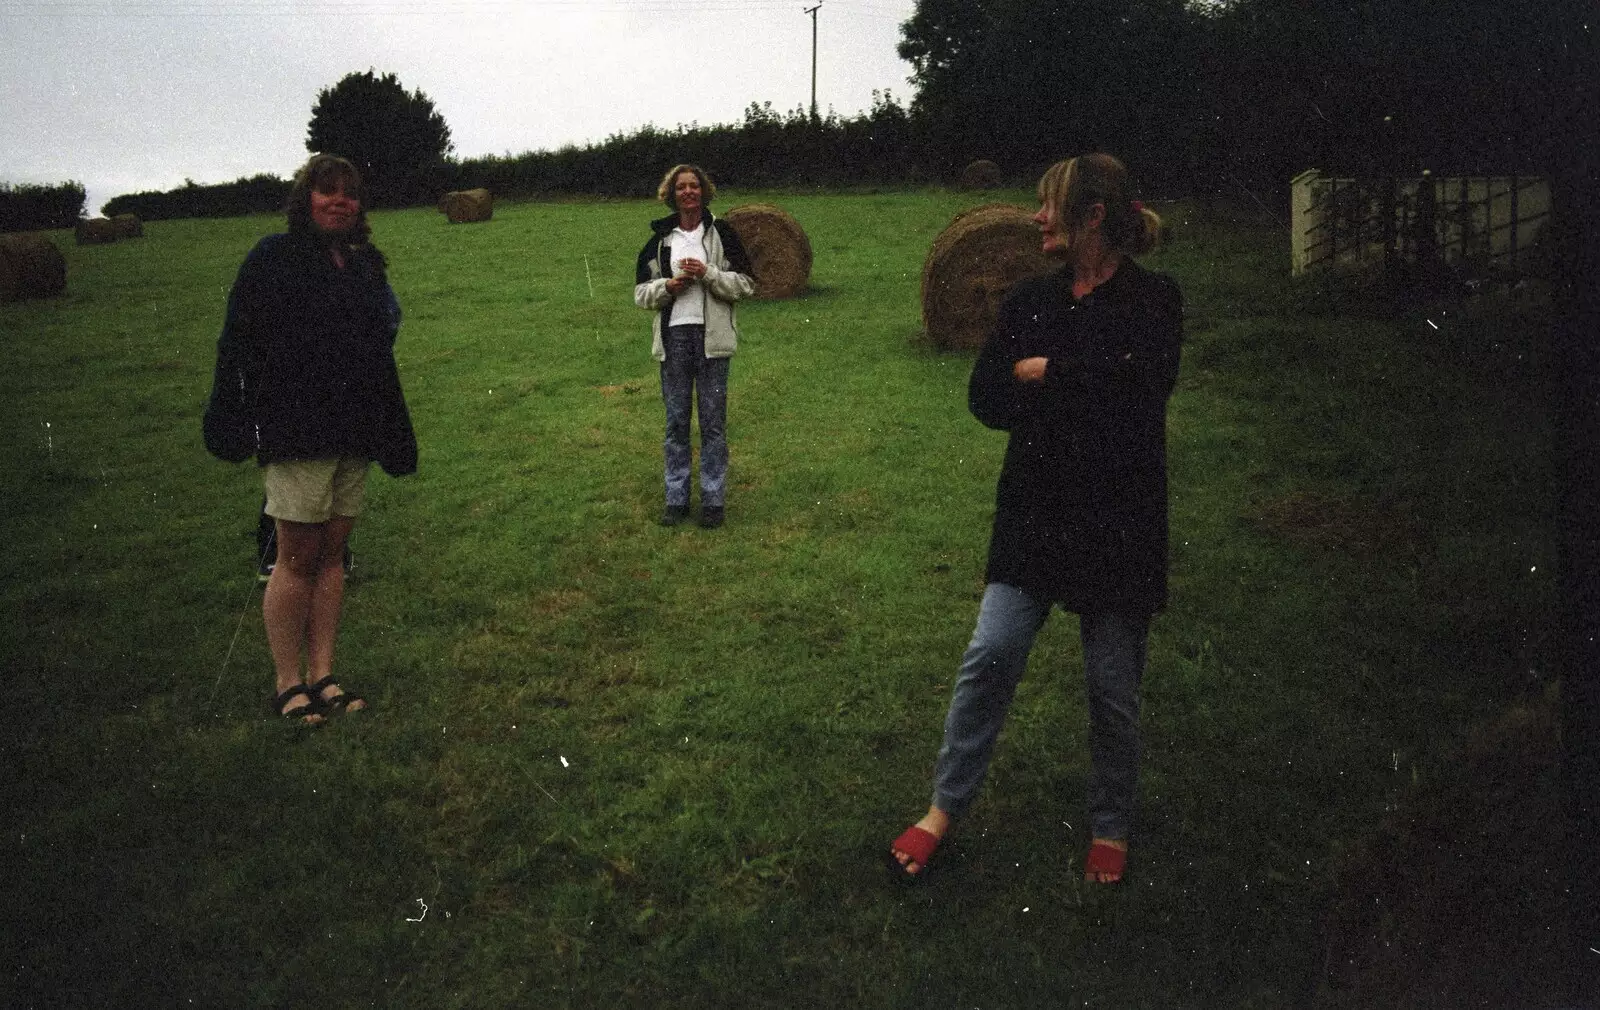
2;0;915;24
4;0;819;4
824;0;909;18
1;0;892;13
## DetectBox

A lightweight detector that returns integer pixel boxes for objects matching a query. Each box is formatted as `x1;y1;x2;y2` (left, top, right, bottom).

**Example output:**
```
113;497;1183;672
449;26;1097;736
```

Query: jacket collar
651;209;715;237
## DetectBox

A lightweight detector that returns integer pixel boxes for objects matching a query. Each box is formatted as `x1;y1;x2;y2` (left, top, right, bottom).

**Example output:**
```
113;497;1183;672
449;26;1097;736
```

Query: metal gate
1290;170;1551;278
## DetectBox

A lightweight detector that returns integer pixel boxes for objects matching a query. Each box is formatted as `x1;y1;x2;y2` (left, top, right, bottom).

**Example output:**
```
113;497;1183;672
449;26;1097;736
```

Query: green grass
0;192;1563;1007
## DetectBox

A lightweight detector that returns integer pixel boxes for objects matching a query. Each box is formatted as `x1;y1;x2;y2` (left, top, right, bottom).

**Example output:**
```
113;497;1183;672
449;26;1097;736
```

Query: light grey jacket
633;212;755;361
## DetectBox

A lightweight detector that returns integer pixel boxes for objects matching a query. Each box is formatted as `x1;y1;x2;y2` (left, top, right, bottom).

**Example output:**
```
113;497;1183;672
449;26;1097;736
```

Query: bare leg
303;515;365;711
304;516;351;684
263;518;327;718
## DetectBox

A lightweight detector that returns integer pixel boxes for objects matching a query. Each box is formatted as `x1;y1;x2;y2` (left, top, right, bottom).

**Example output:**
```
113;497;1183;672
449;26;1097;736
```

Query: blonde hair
656;163;716;210
1038;153;1161;257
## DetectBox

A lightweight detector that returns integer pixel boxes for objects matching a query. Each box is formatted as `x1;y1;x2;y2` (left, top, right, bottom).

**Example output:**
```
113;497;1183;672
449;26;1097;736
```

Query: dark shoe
660;504;690;526
306;675;366;715
272;684;324;726
698;505;724;529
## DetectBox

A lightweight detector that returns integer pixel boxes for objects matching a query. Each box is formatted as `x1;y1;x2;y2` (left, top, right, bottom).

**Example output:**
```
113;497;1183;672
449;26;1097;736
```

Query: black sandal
272;684;324;725
306;676;366;714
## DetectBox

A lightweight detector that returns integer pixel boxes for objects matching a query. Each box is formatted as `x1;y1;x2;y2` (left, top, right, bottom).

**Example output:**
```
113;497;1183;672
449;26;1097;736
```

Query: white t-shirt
667;222;707;327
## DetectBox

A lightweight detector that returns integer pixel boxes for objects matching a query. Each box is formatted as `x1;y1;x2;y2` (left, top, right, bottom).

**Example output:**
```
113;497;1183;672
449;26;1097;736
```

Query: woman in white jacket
634;164;755;528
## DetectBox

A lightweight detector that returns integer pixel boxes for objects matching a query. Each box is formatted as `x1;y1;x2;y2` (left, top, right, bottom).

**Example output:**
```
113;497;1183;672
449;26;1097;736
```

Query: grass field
0;190;1573;1007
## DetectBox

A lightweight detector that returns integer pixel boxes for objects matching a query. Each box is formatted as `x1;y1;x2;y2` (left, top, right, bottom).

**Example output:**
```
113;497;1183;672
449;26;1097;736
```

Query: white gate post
1291;169;1322;276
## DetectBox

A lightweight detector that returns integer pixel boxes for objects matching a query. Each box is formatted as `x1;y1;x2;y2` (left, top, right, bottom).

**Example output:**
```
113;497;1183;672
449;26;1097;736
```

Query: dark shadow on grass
1312;688;1587;1008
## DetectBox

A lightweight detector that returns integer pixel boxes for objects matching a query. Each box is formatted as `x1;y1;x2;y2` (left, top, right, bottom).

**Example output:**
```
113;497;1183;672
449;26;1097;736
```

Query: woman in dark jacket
890;154;1182;883
204;153;416;724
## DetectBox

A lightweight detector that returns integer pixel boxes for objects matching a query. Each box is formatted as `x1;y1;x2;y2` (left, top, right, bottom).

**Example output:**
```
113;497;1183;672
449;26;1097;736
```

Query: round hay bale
920;203;1056;352
959;159;1003;190
75;217;118;246
0;233;67;302
721;203;811;299
111;212;143;239
438;188;493;224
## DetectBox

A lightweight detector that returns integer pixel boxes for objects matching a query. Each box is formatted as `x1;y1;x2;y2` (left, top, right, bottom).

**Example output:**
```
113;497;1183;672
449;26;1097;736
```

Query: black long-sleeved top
203;232;417;476
969;258;1183;614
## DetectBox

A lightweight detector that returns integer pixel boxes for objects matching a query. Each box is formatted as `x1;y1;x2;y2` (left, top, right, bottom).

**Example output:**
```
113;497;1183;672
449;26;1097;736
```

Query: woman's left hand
677;257;707;279
1014;357;1049;383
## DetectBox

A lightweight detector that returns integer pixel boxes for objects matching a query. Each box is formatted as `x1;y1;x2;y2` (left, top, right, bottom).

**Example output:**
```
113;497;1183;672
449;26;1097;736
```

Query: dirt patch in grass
1250;490;1430;559
530;588;594;617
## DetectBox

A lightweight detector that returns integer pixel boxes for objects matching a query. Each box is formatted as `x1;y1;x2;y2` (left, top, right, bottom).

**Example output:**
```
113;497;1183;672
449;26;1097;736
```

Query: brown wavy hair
285;153;372;246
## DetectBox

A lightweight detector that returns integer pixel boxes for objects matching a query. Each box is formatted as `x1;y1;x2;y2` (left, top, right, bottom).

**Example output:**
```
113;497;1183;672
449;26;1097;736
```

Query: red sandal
1084;840;1128;883
888;825;942;881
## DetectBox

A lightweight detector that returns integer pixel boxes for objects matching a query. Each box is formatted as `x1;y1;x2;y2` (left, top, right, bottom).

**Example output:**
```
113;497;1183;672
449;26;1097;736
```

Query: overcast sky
1;0;918;214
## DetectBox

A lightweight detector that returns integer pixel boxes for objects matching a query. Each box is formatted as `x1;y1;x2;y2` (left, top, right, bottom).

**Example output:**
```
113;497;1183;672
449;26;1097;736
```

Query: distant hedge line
101;96;960;223
1;181;87;233
459;99;928;200
104;174;292;223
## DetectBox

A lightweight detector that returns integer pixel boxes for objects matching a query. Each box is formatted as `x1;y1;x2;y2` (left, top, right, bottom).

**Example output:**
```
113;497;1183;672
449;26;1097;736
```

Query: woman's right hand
1014;356;1049;383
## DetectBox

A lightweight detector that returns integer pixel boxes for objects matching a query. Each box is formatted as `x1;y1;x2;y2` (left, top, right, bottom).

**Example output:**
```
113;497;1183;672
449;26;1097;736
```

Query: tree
1184;0;1571;180
306;70;454;207
897;0;1206;185
897;0;1573;196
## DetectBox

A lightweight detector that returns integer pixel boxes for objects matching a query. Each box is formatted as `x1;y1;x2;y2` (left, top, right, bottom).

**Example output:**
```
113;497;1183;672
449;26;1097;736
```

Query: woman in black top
205;154;416;724
890;154;1182;883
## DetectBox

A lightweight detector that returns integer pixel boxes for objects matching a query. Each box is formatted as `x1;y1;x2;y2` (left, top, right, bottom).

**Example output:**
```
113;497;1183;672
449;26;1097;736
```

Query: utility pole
804;3;821;120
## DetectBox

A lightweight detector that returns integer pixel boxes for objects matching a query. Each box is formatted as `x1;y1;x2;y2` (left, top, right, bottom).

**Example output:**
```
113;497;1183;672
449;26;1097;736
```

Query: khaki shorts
262;457;371;524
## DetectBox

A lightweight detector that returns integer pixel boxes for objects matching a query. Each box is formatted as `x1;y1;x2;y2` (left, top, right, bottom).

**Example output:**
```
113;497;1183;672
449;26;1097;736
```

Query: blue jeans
932;583;1151;840
660;325;729;508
